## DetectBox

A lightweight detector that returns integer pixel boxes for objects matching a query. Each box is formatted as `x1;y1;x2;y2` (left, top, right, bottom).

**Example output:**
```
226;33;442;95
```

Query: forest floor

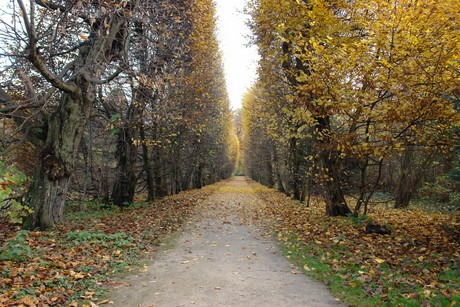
106;176;342;306
0;177;459;306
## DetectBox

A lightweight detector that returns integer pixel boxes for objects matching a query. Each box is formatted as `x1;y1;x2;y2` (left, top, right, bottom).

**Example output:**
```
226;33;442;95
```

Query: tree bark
288;137;303;200
265;153;274;188
321;156;351;216
22;13;128;228
317;117;352;216
140;125;155;202
111;123;139;206
281;39;351;215
272;145;285;193
394;147;433;209
24;89;92;229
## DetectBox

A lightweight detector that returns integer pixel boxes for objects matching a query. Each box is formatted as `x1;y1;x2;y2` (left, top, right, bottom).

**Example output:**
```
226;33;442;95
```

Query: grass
280;236;460;306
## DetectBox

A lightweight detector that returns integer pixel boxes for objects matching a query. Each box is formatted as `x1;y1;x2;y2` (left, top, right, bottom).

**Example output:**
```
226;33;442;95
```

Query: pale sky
214;0;259;110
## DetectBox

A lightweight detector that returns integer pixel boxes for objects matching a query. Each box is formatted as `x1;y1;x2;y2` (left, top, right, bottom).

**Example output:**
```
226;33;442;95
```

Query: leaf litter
248;181;460;305
1;177;459;306
0;185;217;306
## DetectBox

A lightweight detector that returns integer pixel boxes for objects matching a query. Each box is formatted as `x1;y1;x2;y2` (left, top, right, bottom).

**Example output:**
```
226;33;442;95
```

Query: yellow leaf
74;272;85;280
374;258;385;264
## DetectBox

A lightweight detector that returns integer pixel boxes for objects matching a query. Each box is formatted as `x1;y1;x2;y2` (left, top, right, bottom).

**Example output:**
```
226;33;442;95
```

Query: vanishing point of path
107;177;343;306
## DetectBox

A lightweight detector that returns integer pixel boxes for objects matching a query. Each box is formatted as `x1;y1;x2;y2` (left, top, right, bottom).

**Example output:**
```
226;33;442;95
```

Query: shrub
0;162;30;224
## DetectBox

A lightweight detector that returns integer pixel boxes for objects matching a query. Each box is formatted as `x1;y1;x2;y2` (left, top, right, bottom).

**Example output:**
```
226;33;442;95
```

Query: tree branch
15;0;78;94
82;66;124;84
0;60;74;113
34;0;91;24
29;52;78;93
16;0;32;38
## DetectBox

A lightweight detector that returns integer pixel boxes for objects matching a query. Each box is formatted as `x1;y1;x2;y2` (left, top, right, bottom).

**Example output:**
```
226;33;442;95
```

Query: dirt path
107;177;342;306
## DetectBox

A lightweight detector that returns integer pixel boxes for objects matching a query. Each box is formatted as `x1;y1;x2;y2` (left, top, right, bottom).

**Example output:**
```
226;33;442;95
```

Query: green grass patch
277;232;459;306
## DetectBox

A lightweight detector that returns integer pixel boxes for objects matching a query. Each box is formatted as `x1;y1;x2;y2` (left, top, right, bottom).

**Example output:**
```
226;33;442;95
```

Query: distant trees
245;0;460;215
0;0;237;229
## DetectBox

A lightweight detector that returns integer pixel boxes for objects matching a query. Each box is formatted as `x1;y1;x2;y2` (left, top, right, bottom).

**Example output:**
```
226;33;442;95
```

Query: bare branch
82;67;124;84
0;60;74;113
34;0;91;24
15;0;78;94
16;0;32;38
49;41;87;57
29;53;78;93
17;69;38;103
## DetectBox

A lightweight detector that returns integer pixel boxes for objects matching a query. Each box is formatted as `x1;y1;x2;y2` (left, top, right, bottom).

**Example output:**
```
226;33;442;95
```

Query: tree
0;0;133;228
247;0;460;215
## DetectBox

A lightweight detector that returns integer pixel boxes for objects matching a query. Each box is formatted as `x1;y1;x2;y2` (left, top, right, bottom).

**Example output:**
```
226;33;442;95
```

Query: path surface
107;177;342;306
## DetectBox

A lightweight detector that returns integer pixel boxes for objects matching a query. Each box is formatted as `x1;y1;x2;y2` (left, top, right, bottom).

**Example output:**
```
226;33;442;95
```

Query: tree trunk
394;147;433;209
281;38;351;215
288;137;303;200
153;150;166;198
265;153;274;188
323;177;351;216
111;97;141;206
193;165;204;189
394;164;415;209
19;12;128;228
272;145;285;193
111;125;139;206
140;125;155;202
24;91;92;229
317;117;352;216
395;189;412;208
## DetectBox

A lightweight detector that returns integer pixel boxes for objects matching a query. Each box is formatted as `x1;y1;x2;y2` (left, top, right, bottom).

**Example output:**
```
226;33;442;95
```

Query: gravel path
107;177;343;307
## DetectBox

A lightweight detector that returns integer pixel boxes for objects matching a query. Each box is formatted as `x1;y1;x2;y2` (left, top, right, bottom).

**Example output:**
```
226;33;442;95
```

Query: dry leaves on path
1;178;458;306
0;185;217;306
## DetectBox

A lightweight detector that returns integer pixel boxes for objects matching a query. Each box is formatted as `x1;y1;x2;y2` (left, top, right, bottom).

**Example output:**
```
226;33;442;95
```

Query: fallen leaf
74;272;85;280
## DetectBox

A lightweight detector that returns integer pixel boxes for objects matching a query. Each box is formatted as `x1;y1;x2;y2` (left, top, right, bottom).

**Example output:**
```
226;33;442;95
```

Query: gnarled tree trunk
22;12;128;229
24;85;92;229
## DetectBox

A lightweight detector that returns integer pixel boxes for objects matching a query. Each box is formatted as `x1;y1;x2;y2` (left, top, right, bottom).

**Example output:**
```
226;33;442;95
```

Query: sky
214;0;259;110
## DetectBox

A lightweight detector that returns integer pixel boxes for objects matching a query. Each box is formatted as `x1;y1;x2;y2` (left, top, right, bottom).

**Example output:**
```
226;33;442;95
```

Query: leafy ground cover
0;185;216;306
1;178;459;306
250;182;460;306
